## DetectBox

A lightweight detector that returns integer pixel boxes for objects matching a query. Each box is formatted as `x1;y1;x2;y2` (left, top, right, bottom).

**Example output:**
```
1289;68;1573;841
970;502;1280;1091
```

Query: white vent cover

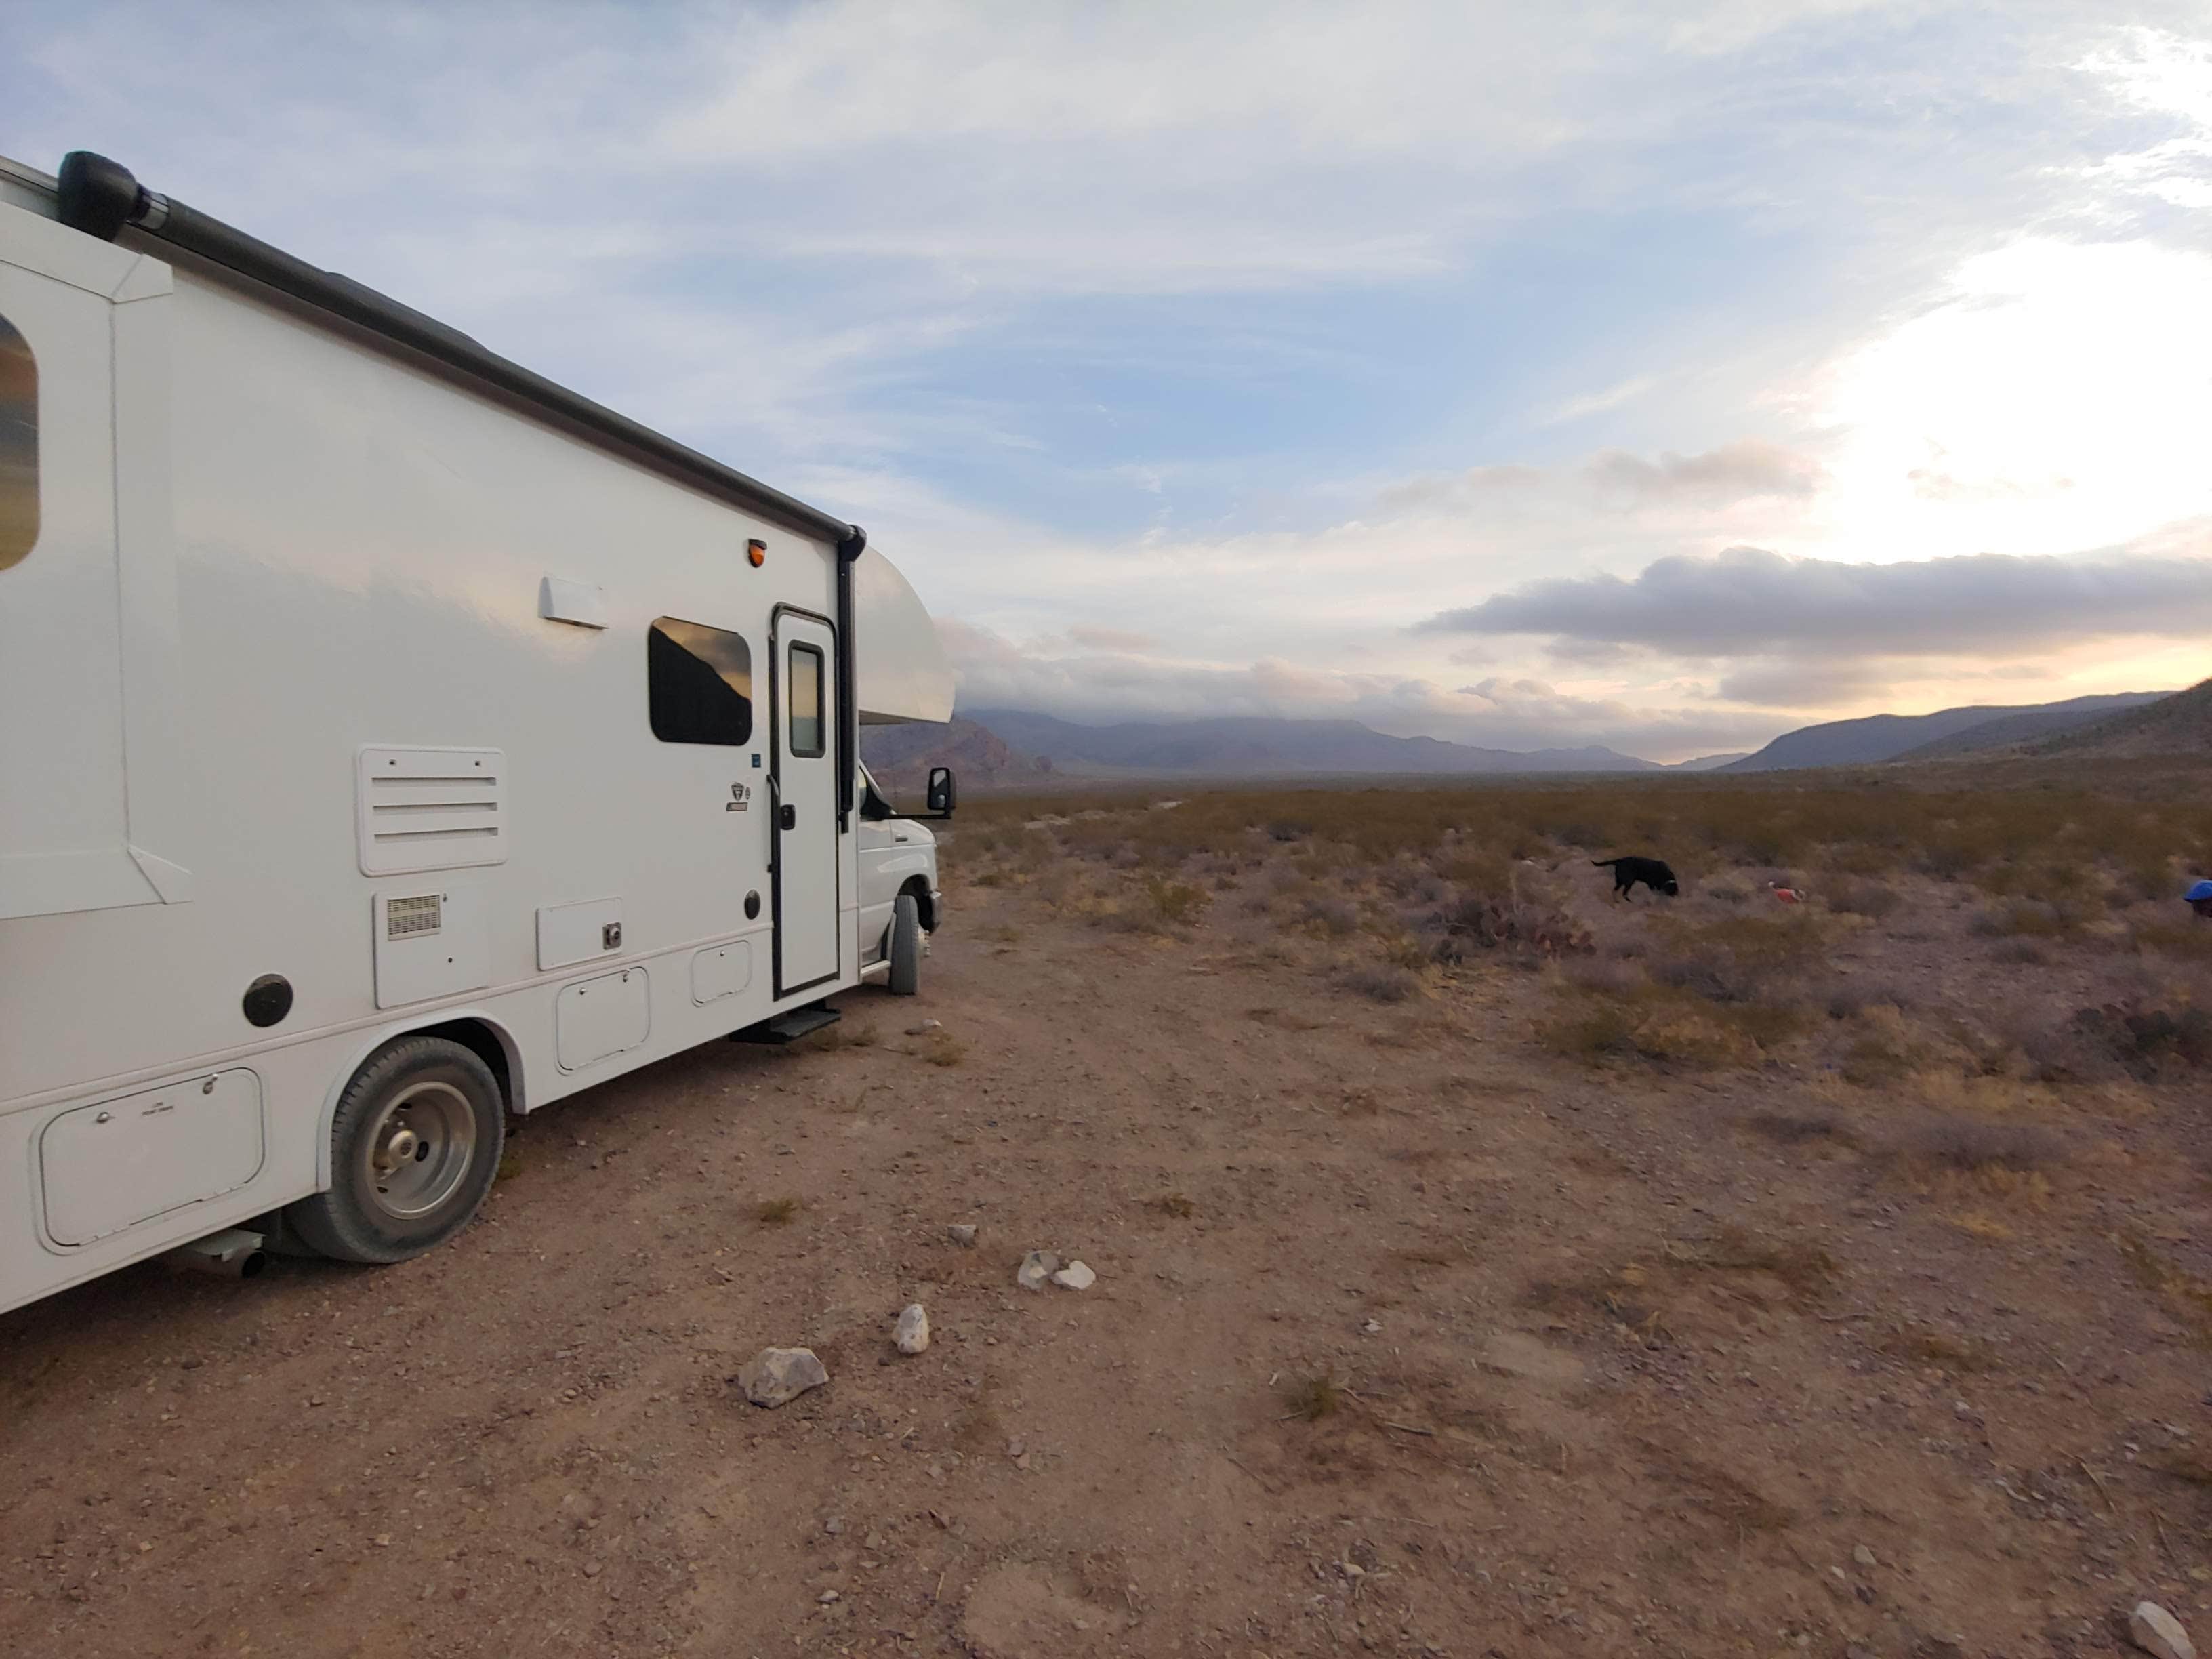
356;747;506;876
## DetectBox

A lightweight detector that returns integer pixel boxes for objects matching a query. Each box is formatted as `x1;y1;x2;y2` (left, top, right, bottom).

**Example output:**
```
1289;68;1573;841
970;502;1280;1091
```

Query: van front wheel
889;893;924;996
287;1037;505;1264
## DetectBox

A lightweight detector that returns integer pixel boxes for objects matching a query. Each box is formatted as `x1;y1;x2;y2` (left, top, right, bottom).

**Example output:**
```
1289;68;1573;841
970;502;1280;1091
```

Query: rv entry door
772;610;839;994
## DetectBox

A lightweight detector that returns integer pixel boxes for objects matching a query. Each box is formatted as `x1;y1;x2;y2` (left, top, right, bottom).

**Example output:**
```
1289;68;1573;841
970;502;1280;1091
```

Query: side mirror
926;766;957;817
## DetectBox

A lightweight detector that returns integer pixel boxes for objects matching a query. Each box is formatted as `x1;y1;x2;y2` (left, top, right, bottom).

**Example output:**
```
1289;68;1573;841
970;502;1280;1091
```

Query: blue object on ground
2188;878;2212;903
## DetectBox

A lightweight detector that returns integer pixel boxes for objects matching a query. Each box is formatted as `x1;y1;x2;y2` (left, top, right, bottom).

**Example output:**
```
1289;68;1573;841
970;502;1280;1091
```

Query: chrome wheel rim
358;1080;476;1221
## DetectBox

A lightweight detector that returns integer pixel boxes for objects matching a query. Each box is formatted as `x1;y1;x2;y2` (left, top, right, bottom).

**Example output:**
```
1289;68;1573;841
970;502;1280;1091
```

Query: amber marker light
747;539;766;567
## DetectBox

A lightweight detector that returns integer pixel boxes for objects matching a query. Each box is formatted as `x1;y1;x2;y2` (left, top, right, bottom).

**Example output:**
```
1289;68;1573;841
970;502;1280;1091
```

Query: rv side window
0;312;34;573
648;617;752;745
788;642;825;758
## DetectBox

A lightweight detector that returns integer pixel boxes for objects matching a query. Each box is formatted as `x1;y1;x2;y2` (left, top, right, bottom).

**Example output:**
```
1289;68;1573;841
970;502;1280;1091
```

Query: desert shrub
1891;1115;2062;1172
1538;999;1643;1061
1826;877;1902;920
1282;1374;1343;1420
1426;888;1592;964
1538;988;1782;1070
1833;1005;1936;1086
1562;956;1647;997
1991;938;2051;965
1744;1109;1859;1147
966;777;2209;924
1296;895;1361;937
1340;964;1420;1003
1144;875;1211;925
918;1031;966;1067
1649;914;1824;1004
1826;981;1910;1021
1970;900;2076;939
2131;920;2212;961
2072;1000;2212;1078
2118;1230;2212;1338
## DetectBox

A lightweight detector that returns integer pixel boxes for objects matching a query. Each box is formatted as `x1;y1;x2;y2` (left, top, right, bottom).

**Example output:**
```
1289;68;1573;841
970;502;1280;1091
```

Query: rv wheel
287;1036;505;1265
889;893;924;996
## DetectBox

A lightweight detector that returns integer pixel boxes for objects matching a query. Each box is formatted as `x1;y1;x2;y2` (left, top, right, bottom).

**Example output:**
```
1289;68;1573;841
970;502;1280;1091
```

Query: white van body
0;152;953;1314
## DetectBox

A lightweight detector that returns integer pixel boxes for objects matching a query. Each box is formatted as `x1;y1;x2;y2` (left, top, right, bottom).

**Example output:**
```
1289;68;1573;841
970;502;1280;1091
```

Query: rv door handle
779;804;797;830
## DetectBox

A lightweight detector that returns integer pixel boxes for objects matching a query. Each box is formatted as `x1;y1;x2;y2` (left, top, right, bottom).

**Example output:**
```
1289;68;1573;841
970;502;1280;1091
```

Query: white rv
0;150;959;1313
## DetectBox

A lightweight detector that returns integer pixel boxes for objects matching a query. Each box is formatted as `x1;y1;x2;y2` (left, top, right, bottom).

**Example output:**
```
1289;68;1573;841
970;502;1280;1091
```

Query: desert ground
3;764;2209;1659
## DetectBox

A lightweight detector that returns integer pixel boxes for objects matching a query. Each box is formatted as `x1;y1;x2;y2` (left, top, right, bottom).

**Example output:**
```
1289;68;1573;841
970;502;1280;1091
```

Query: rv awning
854;549;953;725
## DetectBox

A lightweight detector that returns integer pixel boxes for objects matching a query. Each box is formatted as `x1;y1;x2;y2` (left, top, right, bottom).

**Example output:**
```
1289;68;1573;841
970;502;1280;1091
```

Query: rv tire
889;893;923;996
287;1036;506;1265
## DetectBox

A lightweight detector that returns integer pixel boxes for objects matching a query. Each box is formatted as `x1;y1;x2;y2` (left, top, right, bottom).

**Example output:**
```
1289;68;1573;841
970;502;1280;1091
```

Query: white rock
1016;1250;1060;1291
1051;1261;1096;1291
905;1019;942;1036
947;1224;978;1248
1852;1544;1877;1570
2131;1601;2196;1659
735;1346;830;1408
895;1304;931;1355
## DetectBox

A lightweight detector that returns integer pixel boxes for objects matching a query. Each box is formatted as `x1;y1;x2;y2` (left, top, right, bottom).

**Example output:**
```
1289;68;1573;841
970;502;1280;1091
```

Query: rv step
731;1004;842;1045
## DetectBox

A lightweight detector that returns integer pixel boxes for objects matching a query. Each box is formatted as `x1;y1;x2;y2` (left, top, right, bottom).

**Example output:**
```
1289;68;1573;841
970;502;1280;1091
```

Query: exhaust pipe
162;1228;268;1280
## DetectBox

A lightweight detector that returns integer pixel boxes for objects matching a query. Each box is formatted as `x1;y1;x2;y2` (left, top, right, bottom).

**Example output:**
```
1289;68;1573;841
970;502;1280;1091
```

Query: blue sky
7;1;2211;758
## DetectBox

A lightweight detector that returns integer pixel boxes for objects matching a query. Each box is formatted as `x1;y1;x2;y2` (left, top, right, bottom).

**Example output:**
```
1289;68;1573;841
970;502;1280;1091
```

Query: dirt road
2;866;2207;1658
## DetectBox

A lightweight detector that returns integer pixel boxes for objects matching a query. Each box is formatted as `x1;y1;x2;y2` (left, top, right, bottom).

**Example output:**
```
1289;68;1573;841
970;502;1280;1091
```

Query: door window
788;642;825;758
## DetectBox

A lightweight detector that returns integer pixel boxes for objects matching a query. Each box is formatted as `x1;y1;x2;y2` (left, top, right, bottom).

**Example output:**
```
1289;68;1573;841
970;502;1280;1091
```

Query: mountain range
859;682;2202;792
1721;691;2170;771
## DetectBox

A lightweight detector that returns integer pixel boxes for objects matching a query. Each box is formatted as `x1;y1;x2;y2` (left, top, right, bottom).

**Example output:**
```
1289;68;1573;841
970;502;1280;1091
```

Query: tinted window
648;617;751;745
0;312;33;573
788;642;825;758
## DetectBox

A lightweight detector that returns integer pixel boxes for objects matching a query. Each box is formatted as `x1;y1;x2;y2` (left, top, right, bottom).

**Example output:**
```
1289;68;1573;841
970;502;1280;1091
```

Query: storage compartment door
555;968;651;1071
41;1069;266;1246
0;203;190;918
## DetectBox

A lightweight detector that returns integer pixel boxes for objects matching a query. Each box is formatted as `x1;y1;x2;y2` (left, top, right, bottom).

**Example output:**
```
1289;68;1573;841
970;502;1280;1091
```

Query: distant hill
859;716;1056;794
1670;752;1750;771
961;708;1662;778
1725;691;2169;772
2028;678;2212;759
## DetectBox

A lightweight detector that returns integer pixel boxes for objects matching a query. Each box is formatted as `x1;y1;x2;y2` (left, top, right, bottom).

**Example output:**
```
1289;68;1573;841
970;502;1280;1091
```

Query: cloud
1540;375;1658;426
939;620;1784;758
1420;541;2212;657
1065;624;1160;652
1711;658;1898;708
1378;441;1825;520
1586;440;1825;504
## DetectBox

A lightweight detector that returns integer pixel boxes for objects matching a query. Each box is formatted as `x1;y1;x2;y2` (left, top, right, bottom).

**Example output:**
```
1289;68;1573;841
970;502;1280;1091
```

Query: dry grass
957;773;2210;899
1538;985;1801;1071
918;1030;967;1067
810;1019;878;1051
1825;876;1903;920
1339;964;1420;1004
756;1196;801;1226
1877;1326;2004;1372
1154;1191;1196;1218
1281;1375;1343;1422
1665;1225;1839;1302
2118;1230;2212;1339
1949;1210;2016;1242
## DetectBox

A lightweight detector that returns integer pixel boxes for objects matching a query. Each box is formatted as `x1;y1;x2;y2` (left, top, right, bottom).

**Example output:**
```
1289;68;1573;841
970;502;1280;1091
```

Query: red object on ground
1769;884;1801;904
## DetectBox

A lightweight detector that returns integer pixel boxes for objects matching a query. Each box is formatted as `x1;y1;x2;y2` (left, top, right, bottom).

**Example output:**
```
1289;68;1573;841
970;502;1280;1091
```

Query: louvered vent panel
386;893;443;939
356;747;506;876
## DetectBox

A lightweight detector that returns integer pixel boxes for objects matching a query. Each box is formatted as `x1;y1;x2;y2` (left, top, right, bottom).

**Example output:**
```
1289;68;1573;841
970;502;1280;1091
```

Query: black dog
1592;856;1679;901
